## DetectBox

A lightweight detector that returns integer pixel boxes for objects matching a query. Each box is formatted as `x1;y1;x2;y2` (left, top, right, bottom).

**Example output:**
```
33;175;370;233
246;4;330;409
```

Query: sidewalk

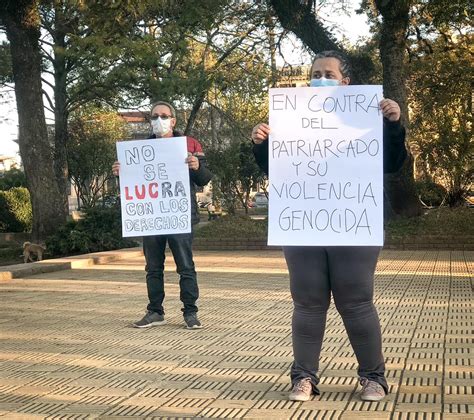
0;249;472;419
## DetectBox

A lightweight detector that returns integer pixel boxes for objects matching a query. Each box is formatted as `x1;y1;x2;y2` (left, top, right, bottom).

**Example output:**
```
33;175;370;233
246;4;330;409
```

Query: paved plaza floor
0;249;472;419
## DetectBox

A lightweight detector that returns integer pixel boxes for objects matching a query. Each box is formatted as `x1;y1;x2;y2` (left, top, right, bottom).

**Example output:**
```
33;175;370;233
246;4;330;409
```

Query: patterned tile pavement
0;249;472;419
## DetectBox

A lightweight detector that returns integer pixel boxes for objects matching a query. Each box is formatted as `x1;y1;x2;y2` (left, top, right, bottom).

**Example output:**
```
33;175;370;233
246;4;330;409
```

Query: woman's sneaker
132;310;165;328
289;378;313;401
184;313;203;329
359;378;386;401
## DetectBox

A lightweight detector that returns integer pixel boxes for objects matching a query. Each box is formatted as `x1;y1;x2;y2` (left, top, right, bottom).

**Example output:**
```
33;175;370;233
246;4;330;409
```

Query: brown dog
23;242;46;263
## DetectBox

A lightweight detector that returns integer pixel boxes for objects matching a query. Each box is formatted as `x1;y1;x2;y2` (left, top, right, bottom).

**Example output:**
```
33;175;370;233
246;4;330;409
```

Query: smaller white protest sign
116;137;191;237
268;85;384;246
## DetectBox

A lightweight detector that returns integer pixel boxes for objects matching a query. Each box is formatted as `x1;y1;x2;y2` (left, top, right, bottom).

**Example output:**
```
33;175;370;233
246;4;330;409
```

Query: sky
0;2;371;161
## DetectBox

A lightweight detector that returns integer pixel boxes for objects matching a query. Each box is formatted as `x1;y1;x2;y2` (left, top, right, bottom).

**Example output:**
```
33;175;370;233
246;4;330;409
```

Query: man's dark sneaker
184;313;202;329
132;310;165;328
289;378;313;401
359;378;386;401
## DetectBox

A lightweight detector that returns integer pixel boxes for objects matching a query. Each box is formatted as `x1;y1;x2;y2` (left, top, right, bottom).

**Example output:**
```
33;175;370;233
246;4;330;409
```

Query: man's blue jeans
142;232;198;315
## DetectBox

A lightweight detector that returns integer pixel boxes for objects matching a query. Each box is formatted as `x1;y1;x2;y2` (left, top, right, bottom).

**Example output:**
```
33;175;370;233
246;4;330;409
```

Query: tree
39;1;77;214
191;35;271;214
236;141;266;213
34;0;266;211
269;0;421;216
407;9;472;206
205;136;264;215
369;0;421;217
4;0;274;227
269;0;339;52
68;108;128;209
38;1;144;211
118;0;268;134
0;0;67;240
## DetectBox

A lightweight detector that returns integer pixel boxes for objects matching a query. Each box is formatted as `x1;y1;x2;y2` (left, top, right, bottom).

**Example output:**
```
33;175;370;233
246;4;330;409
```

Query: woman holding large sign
251;50;407;402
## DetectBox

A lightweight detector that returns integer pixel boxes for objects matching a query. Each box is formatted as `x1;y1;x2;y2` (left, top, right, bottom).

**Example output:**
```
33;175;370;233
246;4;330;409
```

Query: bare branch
42;93;55;115
41;77;55;90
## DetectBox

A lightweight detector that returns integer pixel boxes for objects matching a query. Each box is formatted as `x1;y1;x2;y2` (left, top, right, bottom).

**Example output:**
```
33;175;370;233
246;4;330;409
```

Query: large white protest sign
268;85;384;246
116;137;191;237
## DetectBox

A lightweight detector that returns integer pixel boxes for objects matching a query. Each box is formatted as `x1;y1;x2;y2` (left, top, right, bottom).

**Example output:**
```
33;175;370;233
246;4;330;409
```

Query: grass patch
195;215;267;239
386;207;473;236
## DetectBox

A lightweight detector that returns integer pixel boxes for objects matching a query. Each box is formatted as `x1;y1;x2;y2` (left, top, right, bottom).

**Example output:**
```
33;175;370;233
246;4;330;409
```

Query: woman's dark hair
311;50;352;80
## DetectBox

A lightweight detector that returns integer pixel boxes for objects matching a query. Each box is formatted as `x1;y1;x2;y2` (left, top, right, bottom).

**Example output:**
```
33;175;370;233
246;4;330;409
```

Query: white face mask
151;117;172;137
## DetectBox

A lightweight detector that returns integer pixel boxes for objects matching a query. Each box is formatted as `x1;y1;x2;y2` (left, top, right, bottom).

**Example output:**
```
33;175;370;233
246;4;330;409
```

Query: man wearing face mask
113;101;213;329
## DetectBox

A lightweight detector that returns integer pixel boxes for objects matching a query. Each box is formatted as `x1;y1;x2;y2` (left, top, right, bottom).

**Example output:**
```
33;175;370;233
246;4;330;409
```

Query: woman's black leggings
284;245;388;394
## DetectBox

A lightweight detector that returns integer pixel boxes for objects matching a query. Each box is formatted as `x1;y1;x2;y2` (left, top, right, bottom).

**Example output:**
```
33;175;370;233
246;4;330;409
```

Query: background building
276;65;311;87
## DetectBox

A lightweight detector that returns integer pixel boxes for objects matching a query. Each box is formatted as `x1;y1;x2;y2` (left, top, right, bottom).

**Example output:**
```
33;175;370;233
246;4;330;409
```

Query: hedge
0;187;32;233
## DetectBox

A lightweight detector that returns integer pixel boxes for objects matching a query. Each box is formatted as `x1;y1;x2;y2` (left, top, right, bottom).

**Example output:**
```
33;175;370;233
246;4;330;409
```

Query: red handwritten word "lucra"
124;181;186;201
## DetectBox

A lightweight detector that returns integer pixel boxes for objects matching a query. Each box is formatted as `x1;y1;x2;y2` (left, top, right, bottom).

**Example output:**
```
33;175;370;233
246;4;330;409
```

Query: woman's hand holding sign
251;123;270;144
379;99;401;122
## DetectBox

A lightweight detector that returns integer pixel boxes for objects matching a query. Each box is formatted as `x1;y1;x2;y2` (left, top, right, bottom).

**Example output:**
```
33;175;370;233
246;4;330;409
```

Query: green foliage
47;0;267;115
0;187;32;233
46;202;137;257
358;0;472;210
195;215;267;239
386;207;473;236
347;40;382;85
206;142;242;213
206;138;265;215
415;179;447;207
68;107;128;208
408;33;473;207
191;43;270;214
0;168;27;190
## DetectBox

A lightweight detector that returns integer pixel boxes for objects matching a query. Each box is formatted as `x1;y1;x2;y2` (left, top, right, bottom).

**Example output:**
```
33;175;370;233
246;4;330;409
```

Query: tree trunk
52;4;70;217
266;13;278;88
184;93;205;135
376;0;422;217
269;0;339;52
2;0;67;240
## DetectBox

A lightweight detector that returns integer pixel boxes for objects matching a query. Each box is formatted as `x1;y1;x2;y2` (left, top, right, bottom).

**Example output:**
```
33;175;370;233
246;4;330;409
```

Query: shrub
0;187;32;232
68;108;128;208
415;179;447;207
0;168;27;190
195;209;472;240
386;207;473;236
46;202;138;257
195;215;267;239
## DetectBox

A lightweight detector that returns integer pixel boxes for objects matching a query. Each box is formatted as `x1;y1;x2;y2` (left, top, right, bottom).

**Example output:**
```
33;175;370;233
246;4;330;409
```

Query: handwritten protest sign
116;137;191;237
268;85;384;246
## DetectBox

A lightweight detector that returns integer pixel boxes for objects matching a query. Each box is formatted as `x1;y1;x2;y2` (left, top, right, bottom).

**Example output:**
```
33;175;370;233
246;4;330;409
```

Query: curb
0;247;143;281
193;237;474;251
